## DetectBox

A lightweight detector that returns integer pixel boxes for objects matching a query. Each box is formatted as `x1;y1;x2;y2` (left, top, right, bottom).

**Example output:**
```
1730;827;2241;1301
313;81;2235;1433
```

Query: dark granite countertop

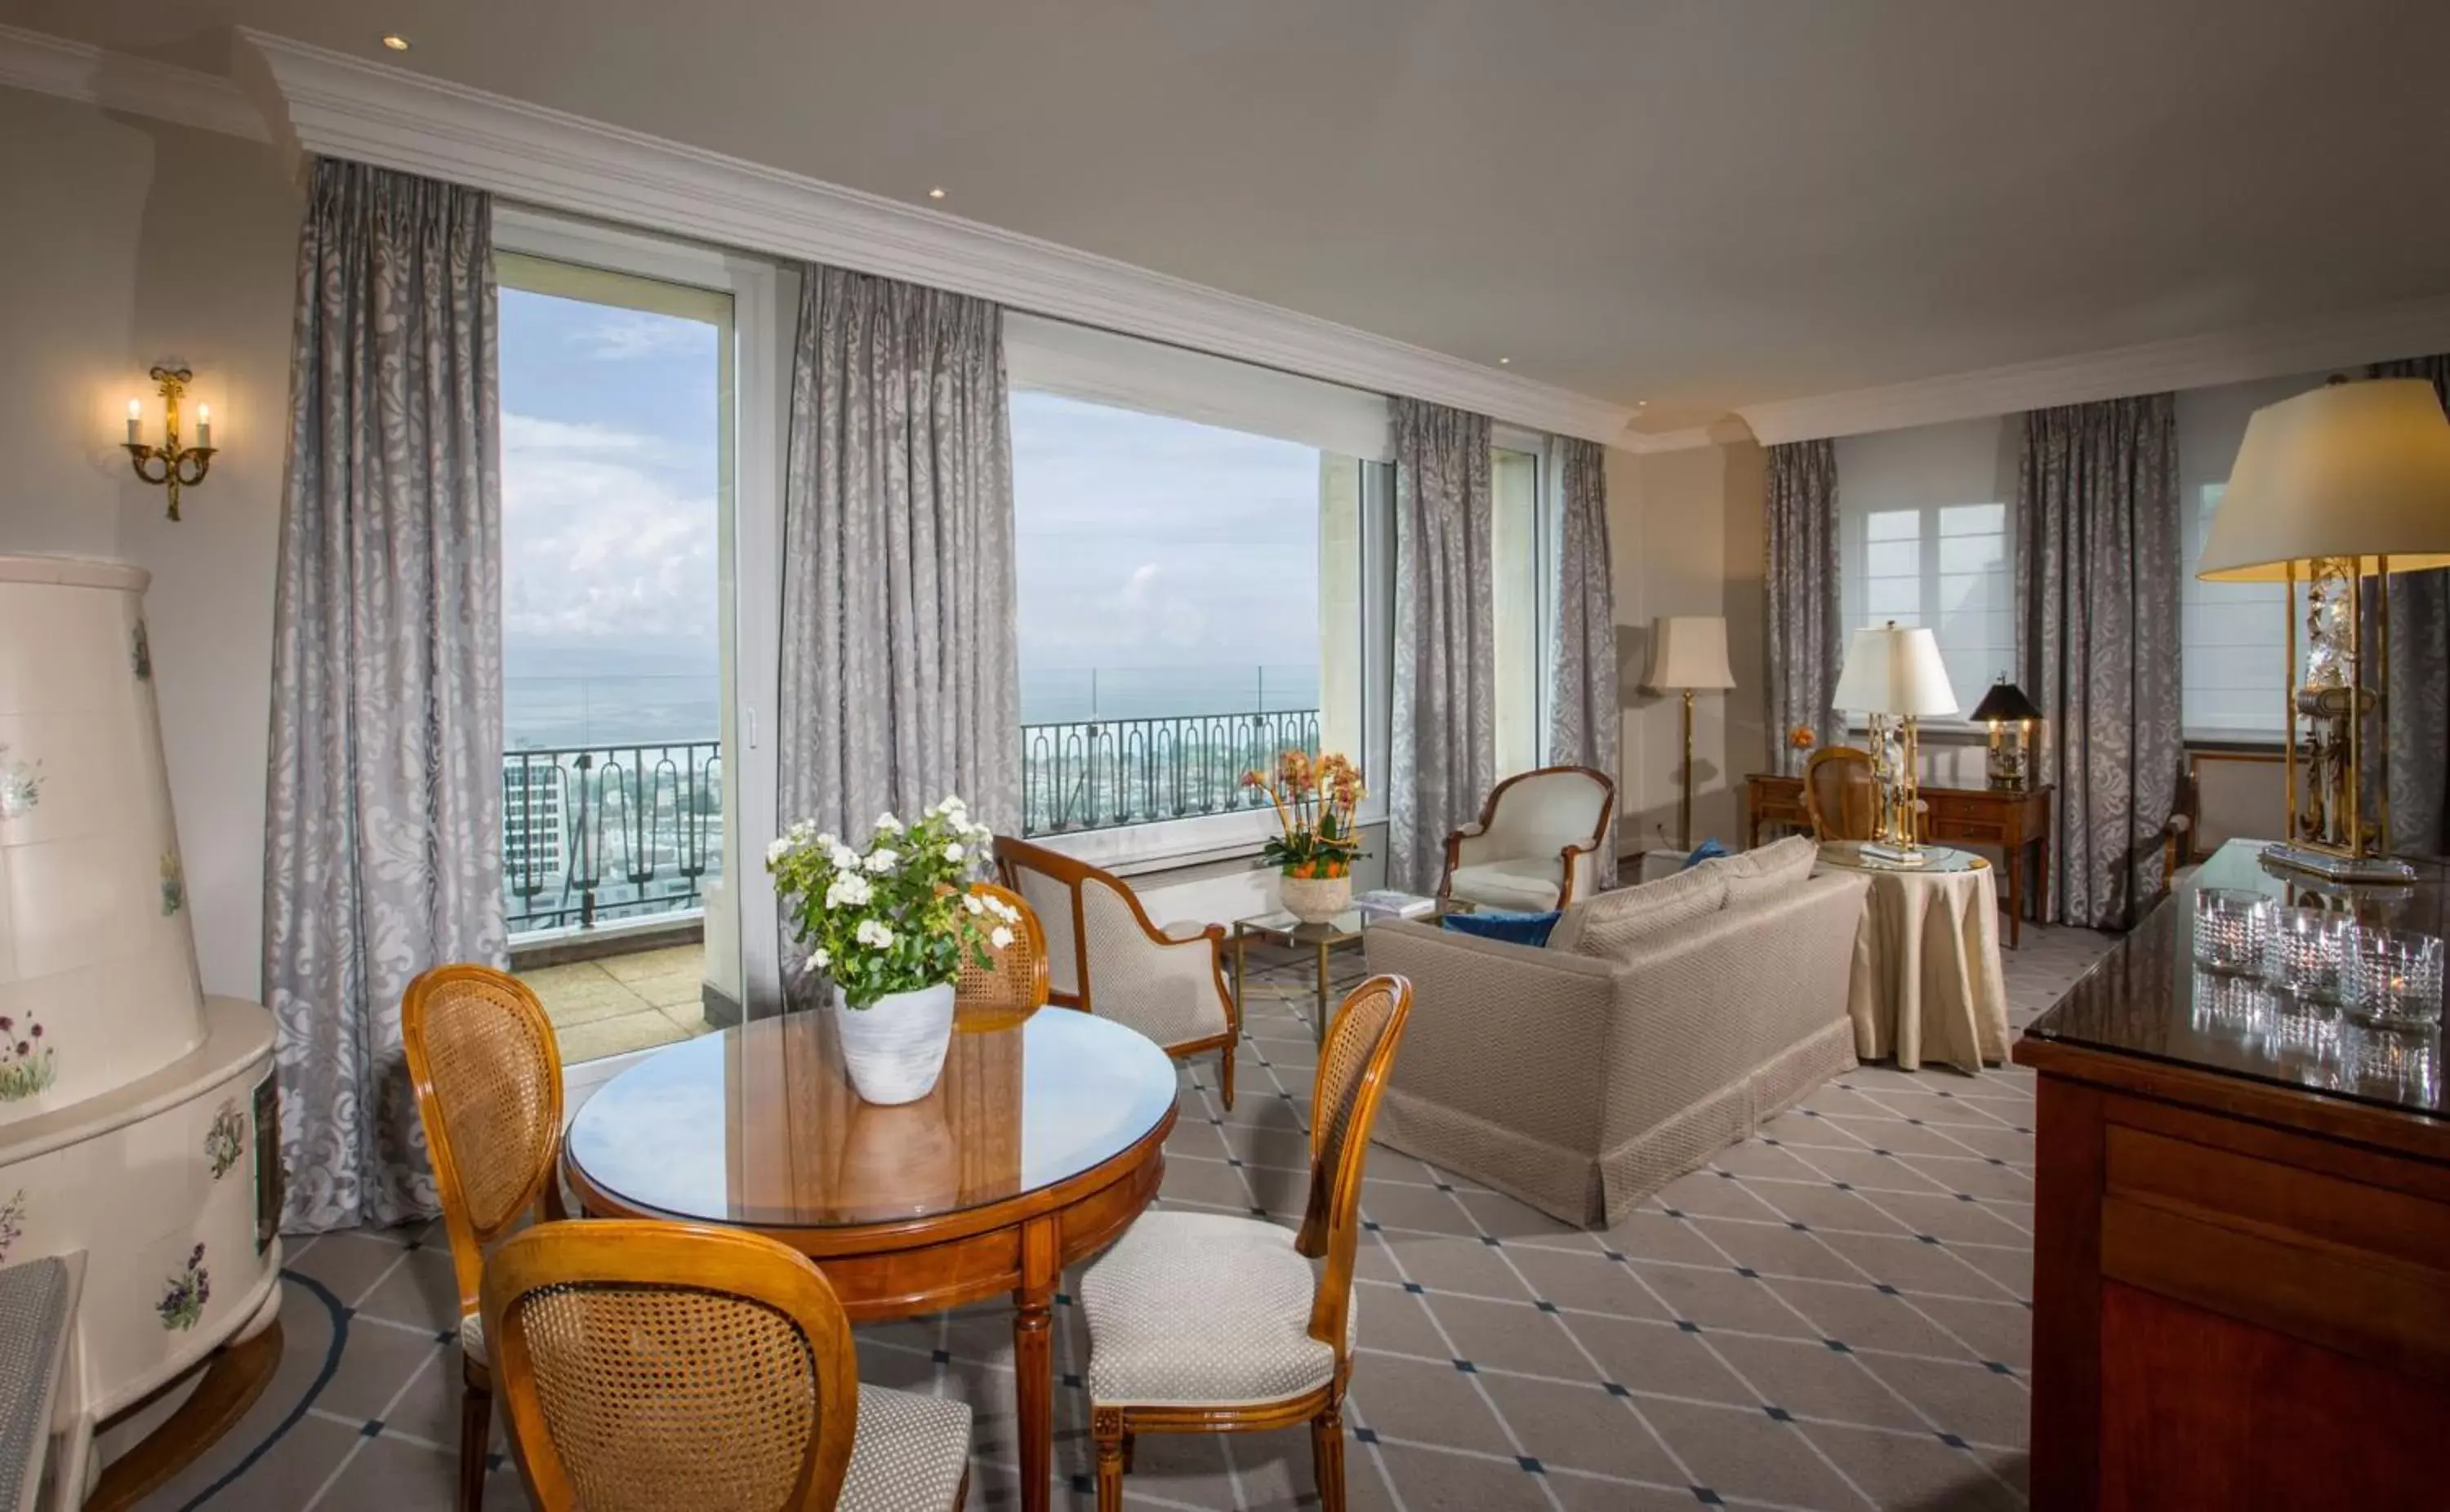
2020;839;2446;1119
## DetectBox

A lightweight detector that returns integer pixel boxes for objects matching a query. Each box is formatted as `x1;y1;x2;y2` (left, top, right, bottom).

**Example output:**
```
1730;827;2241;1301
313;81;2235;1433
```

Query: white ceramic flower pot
1278;872;1352;925
832;981;957;1105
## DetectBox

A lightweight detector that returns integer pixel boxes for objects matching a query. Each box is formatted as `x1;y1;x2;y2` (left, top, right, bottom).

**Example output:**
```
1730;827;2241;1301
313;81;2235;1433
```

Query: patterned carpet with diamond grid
134;918;2115;1512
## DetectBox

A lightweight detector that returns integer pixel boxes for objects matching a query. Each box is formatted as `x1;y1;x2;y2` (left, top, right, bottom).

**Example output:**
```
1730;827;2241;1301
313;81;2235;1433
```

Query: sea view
505;643;1321;749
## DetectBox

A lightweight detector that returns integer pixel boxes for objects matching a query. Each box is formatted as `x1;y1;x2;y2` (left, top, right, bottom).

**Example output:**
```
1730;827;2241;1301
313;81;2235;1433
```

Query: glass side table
1231;905;1465;1043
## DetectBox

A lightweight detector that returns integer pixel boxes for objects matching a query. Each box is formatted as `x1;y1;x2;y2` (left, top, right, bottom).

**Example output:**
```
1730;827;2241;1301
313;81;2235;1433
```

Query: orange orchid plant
1241;748;1366;879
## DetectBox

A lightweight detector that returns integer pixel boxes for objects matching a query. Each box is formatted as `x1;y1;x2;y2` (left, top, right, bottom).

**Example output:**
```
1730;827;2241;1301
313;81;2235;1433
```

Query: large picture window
1838;499;2013;723
1007;387;1383;846
2181;481;2288;738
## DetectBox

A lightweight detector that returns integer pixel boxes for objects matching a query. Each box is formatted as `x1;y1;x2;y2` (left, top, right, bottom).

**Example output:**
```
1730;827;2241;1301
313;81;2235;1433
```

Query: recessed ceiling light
1497;357;1511;366
927;187;948;200
381;33;411;51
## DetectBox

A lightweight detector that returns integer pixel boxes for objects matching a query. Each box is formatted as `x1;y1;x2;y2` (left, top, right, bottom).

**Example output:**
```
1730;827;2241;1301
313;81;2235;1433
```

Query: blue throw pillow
1682;838;1728;869
1441;909;1561;948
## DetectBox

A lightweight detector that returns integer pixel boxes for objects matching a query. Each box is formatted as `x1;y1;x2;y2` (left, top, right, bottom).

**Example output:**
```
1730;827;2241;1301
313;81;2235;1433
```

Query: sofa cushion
1441;909;1561;948
1447;859;1565;912
1723;834;1819;905
1549;861;1728;960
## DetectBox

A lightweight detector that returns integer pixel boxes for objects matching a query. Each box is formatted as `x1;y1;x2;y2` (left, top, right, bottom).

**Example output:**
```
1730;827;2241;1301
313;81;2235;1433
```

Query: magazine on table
1352;888;1438;920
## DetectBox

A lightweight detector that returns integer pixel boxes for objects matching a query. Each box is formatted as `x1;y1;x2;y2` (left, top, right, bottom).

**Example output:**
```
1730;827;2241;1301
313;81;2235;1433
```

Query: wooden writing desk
1745;773;2051;946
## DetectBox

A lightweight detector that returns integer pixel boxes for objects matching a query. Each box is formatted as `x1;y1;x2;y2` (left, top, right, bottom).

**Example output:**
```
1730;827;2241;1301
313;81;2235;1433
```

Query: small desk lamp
1642;616;1735;852
2198;377;2450;883
1832;622;1959;865
1970;678;2042;792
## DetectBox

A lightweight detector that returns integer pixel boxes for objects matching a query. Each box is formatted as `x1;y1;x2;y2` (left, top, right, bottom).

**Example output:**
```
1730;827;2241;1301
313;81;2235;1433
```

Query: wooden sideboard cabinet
1744;773;2052;946
2015;842;2450;1510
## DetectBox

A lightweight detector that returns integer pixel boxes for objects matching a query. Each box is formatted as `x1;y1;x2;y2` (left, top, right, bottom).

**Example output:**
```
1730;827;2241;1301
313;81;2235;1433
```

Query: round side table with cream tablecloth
1817;842;2011;1073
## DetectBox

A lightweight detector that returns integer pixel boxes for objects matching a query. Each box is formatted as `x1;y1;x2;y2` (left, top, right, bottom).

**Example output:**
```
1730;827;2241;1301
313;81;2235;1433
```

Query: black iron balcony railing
1021;709;1321;837
502;740;724;935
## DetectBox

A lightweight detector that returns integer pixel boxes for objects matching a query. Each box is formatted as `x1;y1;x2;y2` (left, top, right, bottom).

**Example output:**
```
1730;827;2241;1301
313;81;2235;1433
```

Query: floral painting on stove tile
158;1243;209;1332
0;1010;54;1102
0;744;40;821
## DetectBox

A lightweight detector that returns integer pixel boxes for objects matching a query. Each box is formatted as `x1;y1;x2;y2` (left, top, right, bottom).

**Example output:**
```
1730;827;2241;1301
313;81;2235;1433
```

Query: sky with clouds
500;291;1325;733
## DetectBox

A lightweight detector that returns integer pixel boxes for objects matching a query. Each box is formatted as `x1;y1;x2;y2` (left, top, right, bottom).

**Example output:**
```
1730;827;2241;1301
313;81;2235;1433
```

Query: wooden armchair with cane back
401;964;570;1512
994;835;1241;1107
1080;974;1416;1512
480;1220;973;1511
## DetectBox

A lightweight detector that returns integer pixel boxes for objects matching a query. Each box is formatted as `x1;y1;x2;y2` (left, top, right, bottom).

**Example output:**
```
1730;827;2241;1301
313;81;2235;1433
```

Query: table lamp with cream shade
1642;616;1735;852
2197;376;2450;883
1832;622;1959;865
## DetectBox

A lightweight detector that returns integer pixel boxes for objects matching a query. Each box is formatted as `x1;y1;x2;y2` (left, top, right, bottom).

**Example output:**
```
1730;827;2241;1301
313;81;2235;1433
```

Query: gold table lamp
1642;616;1735;852
2198;377;2450;883
1832;622;1959;865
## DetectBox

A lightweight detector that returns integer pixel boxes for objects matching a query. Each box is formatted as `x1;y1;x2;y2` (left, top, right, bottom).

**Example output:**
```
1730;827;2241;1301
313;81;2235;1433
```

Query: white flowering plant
765;797;1020;1009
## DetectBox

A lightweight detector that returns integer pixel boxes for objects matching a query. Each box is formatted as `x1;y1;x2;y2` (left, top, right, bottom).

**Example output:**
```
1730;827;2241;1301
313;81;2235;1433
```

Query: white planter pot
832;981;957;1105
1278;872;1352;926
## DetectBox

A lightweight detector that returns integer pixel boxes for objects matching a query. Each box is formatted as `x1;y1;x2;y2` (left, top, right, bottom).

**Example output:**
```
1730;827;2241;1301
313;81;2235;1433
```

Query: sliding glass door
492;211;782;1065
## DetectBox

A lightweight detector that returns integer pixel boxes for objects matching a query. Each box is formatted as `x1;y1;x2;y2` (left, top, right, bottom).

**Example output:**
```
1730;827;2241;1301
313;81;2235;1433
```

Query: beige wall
0;87;301;1000
1603;434;1766;861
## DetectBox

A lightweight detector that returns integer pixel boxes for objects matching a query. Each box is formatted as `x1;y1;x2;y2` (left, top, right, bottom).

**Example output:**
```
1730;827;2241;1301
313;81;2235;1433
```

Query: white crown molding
233;30;1636;447
1736;294;2450;445
0;24;267;142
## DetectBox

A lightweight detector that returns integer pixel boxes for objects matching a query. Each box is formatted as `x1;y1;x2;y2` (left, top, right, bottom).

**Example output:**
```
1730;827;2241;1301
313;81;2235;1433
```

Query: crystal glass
2264;907;2353;1003
2341;1020;2441;1104
2190;971;2277;1039
2260;1001;2342;1067
2192;888;2272;976
2345;927;2445;1028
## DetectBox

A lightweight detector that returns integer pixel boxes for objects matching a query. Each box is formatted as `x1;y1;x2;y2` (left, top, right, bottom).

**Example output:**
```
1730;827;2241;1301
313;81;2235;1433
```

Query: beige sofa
1364;840;1869;1228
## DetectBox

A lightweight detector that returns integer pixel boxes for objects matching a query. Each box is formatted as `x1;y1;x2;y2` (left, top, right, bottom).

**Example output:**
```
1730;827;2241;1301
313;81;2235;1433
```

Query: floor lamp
1643;616;1735;852
2198;376;2450;883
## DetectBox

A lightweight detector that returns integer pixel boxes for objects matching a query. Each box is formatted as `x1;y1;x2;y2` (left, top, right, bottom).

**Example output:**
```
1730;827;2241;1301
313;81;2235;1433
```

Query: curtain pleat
1389;398;1495;894
777;265;1020;932
2016;394;2182;927
1545;435;1619;887
264;158;504;1234
1764;440;1842;776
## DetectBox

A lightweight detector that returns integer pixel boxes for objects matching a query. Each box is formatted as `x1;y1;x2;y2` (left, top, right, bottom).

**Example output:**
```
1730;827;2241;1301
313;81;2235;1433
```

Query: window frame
491;206;786;1006
1837;496;2016;734
1003;380;1396;872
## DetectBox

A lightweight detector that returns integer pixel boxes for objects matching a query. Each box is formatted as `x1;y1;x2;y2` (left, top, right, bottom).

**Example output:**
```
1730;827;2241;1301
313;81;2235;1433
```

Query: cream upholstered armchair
995;835;1242;1107
1437;765;1616;912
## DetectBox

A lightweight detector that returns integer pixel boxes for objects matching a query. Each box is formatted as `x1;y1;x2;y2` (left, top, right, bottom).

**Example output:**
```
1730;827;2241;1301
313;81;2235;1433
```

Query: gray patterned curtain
2016;394;2182;927
2365;357;2450;859
265;158;503;1234
1764;440;1842;776
1545;435;1619;887
1389;398;1495;894
778;265;1019;873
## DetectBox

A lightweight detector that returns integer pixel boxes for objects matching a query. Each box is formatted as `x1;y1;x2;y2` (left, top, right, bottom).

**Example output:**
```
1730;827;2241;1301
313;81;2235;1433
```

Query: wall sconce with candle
123;366;216;521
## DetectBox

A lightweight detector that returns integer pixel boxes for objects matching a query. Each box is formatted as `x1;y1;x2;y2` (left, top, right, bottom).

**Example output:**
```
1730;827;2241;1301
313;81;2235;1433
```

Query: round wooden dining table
562;1002;1179;1512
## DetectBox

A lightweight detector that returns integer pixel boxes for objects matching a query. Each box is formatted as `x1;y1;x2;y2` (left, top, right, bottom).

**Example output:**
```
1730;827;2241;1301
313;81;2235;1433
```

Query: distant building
502;763;565;878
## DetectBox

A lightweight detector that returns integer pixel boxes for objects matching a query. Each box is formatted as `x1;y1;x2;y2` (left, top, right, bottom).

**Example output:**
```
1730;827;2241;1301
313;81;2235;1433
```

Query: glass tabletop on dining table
562;1004;1181;1229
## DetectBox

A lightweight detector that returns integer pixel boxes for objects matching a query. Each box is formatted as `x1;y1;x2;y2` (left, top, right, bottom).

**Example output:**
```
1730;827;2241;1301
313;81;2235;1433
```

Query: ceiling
12;0;2450;433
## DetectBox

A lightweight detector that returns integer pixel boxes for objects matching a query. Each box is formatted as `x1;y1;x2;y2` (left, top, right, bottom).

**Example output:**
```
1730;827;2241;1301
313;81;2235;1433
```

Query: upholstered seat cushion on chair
1082;1212;1351;1408
840;1384;973;1512
1446;859;1566;912
460;1310;486;1367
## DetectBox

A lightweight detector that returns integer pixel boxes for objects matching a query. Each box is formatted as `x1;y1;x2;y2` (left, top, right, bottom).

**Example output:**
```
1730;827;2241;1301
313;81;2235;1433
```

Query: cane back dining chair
1437;766;1616;912
401;963;570;1512
953;881;1051;1031
1803;746;1881;842
1080;974;1416;1512
480;1220;973;1512
994;835;1241;1107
